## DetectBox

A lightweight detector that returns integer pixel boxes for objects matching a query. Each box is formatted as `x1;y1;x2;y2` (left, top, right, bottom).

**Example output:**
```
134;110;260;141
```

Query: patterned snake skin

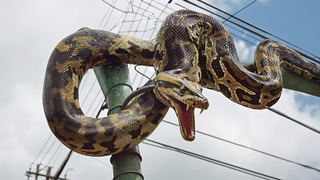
43;10;320;156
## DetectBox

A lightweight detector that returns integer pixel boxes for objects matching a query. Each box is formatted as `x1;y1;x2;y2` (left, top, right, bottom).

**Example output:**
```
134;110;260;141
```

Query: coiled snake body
43;10;320;156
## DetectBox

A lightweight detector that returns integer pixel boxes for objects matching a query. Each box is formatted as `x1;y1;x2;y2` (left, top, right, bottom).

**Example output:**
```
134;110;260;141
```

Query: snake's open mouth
170;97;198;141
154;71;209;141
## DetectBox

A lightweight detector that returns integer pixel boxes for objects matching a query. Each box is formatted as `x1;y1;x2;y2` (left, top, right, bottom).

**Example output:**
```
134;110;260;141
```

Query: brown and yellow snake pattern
43;10;320;156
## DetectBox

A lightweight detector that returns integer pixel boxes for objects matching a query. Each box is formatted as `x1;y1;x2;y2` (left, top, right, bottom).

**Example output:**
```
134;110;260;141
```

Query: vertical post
46;167;52;180
94;64;144;180
35;164;40;180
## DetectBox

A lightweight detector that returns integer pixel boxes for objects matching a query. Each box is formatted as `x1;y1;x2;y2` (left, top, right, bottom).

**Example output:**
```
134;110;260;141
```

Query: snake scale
43;10;320;156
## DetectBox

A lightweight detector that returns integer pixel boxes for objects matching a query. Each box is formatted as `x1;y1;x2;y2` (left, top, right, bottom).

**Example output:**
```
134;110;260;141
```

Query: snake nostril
180;85;187;94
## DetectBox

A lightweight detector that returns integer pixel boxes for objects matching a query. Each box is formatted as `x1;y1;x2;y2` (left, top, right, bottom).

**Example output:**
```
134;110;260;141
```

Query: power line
121;84;320;142
45;143;63;168
118;84;320;174
80;78;98;108
118;78;320;173
179;0;320;64
51;145;65;167
53;150;73;180
176;0;320;65
32;134;52;165
176;2;263;50
193;0;320;64
162;119;320;173
268;107;320;135
143;139;282;180
40;138;57;164
93;158;113;168
85;87;102;116
222;0;257;23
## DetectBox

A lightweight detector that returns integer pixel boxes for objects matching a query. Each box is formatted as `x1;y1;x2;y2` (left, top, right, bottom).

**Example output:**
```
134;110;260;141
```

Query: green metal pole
94;64;143;180
243;63;320;97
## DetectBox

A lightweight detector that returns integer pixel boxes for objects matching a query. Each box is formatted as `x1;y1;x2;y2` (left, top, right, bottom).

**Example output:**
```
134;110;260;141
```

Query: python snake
43;10;320;156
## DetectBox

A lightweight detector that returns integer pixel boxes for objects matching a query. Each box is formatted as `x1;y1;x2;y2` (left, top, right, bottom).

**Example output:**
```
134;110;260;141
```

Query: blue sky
223;0;320;111
0;0;319;179
234;0;320;112
239;0;319;54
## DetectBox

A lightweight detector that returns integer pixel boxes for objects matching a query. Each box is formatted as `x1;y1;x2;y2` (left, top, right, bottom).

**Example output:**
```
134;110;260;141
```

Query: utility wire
40;138;56;164
222;0;257;23
53;150;73;180
143;139;282;180
32;134;52;165
177;1;271;42
121;83;320;144
93;158;113;168
176;3;261;46
194;0;320;64
118;78;320;173
45;143;63;168
51;145;65;167
268;107;320;135
162;119;320;173
118;84;320;173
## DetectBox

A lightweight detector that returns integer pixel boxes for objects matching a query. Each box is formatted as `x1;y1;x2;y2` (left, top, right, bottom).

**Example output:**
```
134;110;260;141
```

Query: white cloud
258;0;269;4
234;40;256;62
206;0;245;12
0;82;49;179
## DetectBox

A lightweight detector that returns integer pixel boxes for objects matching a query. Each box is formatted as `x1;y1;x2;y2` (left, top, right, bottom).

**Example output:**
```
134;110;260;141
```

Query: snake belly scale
43;10;320;156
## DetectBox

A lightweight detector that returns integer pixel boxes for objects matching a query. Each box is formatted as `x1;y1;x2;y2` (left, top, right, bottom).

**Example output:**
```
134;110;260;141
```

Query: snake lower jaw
169;97;208;141
170;97;195;141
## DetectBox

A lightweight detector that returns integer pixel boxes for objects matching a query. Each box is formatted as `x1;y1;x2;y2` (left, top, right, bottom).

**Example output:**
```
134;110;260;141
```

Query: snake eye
180;85;187;94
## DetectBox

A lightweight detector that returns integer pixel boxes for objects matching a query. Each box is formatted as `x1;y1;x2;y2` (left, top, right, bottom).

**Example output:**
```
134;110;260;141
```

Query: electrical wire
45;143;63;168
93;158;113;168
51;145;65;167
91;95;105;118
175;2;261;48
143;139;282;180
127;0;145;35
222;0;257;23
85;87;102;116
97;0;114;29
162;119;320;173
118;83;320;173
180;0;320;65
80;79;98;107
39;138;57;164
268;107;320;135
32;134;52;164
195;0;320;64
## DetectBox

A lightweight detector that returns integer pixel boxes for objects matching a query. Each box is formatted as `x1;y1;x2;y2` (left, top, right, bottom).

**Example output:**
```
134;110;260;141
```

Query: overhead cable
180;0;320;64
143;139;282;180
32;134;52;165
162;119;320;173
222;0;257;23
194;0;320;64
268;107;320;135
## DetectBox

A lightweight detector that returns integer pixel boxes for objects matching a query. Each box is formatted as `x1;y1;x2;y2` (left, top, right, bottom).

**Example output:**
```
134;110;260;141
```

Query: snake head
154;69;209;141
